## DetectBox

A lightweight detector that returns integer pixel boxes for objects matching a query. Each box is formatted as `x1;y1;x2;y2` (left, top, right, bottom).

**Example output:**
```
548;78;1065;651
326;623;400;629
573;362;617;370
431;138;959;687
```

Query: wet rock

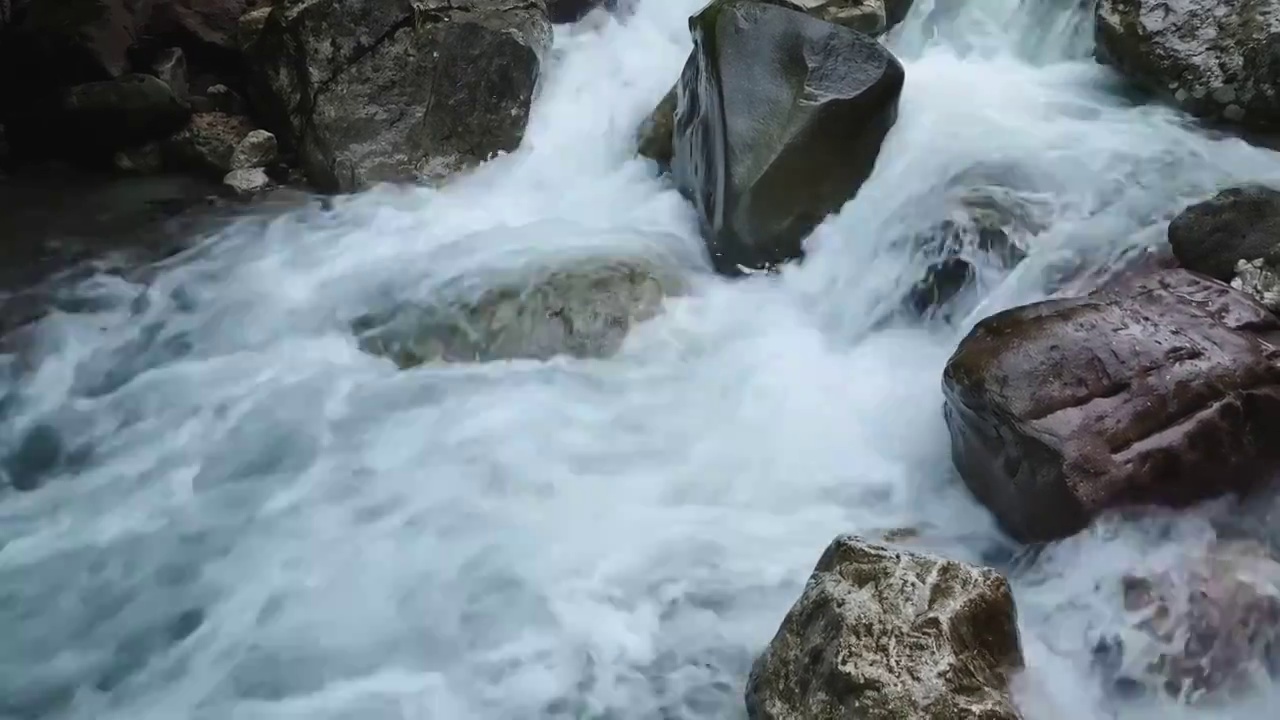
905;177;1046;319
637;82;679;170
152;47;189;101
222;166;270;195
163;111;254;175
229;128;277;169
1093;540;1280;703
943;268;1280;544
353;259;681;367
1168;185;1280;282
113;142;164;174
746;535;1024;720
249;0;551;192
790;0;915;35
1231;259;1280;314
1095;0;1280;128
672;0;904;273
638;0;911;173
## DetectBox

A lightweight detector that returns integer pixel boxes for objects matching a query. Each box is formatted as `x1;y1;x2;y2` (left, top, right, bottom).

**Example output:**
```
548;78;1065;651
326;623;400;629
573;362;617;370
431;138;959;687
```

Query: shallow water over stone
4;1;1280;718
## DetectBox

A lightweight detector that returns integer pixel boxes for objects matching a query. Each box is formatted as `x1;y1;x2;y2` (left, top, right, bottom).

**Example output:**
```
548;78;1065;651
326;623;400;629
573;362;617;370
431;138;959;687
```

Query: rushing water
5;0;1280;718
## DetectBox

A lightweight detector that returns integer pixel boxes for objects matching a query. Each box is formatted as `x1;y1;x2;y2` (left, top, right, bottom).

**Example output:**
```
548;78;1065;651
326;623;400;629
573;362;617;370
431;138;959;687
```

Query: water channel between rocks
4;0;1280;718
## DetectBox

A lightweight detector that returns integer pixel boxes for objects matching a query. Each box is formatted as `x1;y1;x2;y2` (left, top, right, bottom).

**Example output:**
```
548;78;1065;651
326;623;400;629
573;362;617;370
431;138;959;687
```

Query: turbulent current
5;0;1280;718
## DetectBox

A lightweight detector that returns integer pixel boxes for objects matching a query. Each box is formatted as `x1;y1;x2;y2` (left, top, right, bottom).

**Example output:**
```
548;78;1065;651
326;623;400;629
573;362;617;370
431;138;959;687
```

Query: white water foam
3;0;1280;718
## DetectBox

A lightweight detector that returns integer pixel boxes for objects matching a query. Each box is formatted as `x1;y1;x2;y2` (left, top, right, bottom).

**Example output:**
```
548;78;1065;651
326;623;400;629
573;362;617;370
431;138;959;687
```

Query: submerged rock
1168;185;1280;282
671;0;904;273
1093;540;1280;703
249;0;551;192
1095;0;1280;128
353;259;681;367
904;171;1048;319
747;535;1024;720
944;268;1280;544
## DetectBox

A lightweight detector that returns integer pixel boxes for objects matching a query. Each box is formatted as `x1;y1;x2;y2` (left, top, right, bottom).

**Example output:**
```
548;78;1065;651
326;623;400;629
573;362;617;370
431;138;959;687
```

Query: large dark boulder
943;268;1280;544
1168;185;1280;282
1095;0;1280;128
747;535;1024;720
638;0;913;171
671;0;904;273
249;0;551;192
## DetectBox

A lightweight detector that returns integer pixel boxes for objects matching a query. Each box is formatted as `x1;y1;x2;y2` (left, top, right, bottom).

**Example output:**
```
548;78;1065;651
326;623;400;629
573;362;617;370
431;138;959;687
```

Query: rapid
4;0;1280;718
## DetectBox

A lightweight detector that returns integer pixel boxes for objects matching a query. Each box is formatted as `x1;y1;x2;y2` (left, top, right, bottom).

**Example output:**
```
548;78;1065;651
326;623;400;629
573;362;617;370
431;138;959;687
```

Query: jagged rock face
1095;0;1280;128
249;0;551;192
1168;185;1280;282
1231;258;1280;313
747;535;1024;720
352;259;681;367
671;0;904;273
1093;540;1280;704
944;268;1280;544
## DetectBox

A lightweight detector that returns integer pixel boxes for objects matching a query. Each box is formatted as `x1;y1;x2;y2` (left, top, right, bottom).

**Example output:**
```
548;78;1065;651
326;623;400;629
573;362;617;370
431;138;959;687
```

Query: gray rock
249;0;552;192
152;47;189;101
1168;185;1280;281
944;269;1280;544
163;111;254;175
671;0;904;273
236;5;273;49
746;535;1024;720
353;259;682;367
1095;0;1280;128
113;142;164;174
222;167;271;195
204;83;246;113
230;129;278;169
1231;258;1280;313
1093;540;1280;703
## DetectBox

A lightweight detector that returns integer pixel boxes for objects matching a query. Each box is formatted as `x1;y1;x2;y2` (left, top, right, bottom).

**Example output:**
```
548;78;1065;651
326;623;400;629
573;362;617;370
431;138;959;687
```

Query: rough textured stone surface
672;0;904;273
1093;540;1280;703
147;0;255;54
1095;0;1280;128
229;128;277;169
746;535;1024;720
249;0;551;192
944;268;1280;544
1168;185;1280;282
1231;258;1280;313
163;111;255;174
353;259;681;367
222;166;271;194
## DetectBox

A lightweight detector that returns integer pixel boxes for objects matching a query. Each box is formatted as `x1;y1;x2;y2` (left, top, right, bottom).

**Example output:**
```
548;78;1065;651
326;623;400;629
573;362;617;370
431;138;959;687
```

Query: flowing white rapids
4;1;1280;718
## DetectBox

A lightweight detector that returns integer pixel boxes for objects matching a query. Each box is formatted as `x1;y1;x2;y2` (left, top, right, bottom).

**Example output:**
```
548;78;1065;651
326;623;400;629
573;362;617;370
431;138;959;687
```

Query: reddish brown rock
1093;540;1280;703
943;268;1280;543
